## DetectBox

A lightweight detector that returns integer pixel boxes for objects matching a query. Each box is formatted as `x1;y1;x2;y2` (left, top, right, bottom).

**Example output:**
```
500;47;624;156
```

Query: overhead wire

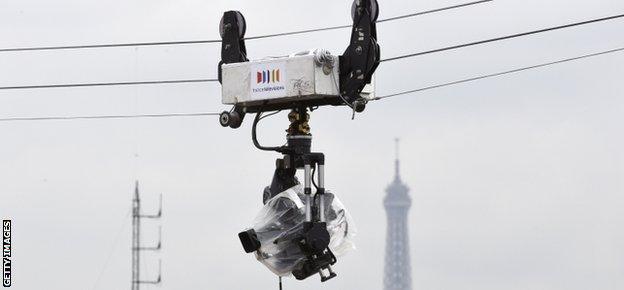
91;207;132;290
246;0;493;40
2;46;622;122
374;46;624;100
0;0;492;53
0;39;221;53
381;13;624;62
0;112;220;122
3;12;623;91
377;0;490;23
0;78;218;91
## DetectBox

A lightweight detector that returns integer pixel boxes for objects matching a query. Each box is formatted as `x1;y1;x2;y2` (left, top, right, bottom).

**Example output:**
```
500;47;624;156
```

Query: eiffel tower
383;139;412;290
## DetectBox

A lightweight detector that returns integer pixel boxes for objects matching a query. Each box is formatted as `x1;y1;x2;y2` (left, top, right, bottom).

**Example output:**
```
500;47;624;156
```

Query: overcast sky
1;0;624;289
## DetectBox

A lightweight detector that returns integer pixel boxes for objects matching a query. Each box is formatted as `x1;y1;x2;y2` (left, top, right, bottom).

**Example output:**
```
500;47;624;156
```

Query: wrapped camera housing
239;184;355;277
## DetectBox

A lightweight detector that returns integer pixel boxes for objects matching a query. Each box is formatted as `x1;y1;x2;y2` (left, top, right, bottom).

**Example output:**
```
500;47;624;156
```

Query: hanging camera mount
245;106;337;281
220;0;380;283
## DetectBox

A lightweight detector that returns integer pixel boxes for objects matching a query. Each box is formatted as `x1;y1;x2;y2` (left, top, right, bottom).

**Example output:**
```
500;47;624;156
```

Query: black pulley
228;111;243;128
351;0;379;21
219;111;231;127
219;10;247;38
219;111;243;128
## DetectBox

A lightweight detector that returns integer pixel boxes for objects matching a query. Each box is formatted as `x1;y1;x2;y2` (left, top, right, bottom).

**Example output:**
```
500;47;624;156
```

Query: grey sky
1;0;623;289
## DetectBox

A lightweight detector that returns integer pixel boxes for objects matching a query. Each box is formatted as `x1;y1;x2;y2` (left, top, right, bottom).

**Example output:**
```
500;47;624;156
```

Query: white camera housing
221;53;374;108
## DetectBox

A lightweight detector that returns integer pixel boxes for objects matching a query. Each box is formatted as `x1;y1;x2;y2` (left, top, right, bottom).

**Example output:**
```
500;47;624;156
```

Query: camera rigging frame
218;0;380;282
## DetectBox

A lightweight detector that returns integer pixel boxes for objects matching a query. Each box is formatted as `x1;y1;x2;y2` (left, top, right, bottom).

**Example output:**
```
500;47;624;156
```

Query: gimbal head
241;107;338;281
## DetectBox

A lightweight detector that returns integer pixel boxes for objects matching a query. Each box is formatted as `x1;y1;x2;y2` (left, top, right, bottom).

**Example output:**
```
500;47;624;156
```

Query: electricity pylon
131;181;162;290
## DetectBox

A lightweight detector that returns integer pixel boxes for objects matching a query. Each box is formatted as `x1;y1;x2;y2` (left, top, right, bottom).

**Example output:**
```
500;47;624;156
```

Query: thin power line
2;47;622;122
0;78;217;90
92;207;132;290
246;0;493;40
0;40;221;53
0;0;492;52
4;11;622;91
0;112;220;122
377;0;490;23
374;46;624;100
381;13;624;62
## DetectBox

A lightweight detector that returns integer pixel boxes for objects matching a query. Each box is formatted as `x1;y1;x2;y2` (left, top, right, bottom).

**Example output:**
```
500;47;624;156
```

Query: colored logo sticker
256;69;281;84
250;63;286;100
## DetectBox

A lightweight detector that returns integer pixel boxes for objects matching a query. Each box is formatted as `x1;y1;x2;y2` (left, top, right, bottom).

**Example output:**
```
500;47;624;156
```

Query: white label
250;62;286;100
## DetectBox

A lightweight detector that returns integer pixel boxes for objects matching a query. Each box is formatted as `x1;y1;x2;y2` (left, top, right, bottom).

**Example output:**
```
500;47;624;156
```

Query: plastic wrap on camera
248;184;356;276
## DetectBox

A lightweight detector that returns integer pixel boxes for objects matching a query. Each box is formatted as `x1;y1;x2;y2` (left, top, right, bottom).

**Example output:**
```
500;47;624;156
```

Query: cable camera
217;0;379;129
217;0;380;282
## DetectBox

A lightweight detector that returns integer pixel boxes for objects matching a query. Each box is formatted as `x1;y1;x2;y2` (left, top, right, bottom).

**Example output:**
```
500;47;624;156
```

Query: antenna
395;138;400;160
131;182;163;290
394;138;401;179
